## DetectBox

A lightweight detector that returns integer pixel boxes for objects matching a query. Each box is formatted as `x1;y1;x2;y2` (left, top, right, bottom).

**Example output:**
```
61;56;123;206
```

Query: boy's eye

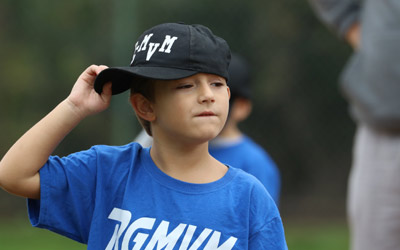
211;82;225;87
176;84;193;89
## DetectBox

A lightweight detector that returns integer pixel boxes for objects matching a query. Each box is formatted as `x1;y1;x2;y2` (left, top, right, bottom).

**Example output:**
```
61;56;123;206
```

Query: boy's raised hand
67;65;112;119
0;65;113;199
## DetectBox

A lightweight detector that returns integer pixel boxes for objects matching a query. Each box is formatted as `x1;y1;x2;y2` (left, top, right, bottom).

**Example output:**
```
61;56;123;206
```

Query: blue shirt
28;143;287;249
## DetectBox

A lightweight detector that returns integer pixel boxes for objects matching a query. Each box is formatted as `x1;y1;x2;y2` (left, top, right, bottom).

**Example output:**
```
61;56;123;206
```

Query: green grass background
0;216;349;249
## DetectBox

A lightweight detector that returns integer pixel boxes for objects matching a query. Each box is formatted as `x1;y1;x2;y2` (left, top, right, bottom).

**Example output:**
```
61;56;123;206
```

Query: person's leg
348;125;400;250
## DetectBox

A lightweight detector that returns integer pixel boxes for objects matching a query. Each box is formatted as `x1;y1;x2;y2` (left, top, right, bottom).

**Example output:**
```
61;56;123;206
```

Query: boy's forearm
0;99;85;199
0;64;110;199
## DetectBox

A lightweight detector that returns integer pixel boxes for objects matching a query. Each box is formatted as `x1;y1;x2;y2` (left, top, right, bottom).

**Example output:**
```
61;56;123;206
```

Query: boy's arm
0;65;111;199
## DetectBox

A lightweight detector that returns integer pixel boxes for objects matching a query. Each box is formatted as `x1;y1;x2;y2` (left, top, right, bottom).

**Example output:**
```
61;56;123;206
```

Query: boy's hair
130;77;156;136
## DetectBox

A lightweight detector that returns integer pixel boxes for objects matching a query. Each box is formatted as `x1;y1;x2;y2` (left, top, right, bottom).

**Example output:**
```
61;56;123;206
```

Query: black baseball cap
94;22;231;95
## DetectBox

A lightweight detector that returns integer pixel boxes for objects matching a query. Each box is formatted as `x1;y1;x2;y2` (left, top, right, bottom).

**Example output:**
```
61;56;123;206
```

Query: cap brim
94;66;198;95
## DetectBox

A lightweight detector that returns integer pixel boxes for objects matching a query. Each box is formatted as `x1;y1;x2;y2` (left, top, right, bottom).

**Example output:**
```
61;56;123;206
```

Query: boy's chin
195;132;220;144
175;126;223;145
180;130;219;145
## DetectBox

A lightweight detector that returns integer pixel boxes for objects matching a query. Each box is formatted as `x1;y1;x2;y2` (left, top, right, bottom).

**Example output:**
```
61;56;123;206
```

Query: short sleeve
28;147;99;243
249;217;288;250
248;181;288;249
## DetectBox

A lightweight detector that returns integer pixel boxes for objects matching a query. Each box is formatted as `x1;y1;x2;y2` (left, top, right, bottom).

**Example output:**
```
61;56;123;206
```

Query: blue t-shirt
28;143;287;249
209;136;281;204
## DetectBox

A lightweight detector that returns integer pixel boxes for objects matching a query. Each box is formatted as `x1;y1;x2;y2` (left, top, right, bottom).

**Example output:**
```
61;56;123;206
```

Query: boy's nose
198;84;215;103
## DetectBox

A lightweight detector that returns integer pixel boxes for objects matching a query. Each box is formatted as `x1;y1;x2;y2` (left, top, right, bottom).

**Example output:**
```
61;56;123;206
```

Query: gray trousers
348;125;400;250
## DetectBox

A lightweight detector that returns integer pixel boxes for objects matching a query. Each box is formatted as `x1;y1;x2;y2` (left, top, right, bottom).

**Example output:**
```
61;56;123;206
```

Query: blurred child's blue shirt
209;135;281;205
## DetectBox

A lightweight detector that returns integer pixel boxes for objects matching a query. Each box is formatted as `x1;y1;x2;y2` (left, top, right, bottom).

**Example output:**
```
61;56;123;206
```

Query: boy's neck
150;141;228;184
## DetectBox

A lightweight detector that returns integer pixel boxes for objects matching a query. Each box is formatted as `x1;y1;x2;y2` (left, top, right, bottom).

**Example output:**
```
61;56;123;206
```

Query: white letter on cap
146;43;160;61
131;41;140;64
159;35;178;53
138;33;154;52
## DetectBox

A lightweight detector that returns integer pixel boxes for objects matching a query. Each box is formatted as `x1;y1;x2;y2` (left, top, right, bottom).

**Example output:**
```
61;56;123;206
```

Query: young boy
0;23;287;249
135;53;282;205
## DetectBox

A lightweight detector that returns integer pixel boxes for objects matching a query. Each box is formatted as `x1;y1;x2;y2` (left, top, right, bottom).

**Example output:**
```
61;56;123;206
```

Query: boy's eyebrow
211;77;226;84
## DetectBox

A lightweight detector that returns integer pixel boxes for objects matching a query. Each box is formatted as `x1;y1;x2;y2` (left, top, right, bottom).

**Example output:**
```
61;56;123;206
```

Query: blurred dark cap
228;53;252;100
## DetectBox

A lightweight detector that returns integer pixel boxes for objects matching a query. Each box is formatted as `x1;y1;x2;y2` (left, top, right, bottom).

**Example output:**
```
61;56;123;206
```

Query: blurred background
0;0;354;249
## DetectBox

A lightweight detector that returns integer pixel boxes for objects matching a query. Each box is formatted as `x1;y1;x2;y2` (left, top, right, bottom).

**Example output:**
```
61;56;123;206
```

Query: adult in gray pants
308;1;400;250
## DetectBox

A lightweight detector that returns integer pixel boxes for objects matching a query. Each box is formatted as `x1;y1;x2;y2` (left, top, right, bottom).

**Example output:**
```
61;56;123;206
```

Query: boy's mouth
197;111;216;117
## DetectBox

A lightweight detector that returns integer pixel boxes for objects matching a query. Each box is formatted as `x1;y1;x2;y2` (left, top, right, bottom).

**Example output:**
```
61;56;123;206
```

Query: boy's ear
129;93;156;122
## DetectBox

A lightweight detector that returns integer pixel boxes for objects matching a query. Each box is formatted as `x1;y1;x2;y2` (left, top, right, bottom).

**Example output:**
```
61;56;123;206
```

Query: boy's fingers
99;65;109;71
90;64;109;77
79;65;109;86
102;82;112;96
95;65;109;75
